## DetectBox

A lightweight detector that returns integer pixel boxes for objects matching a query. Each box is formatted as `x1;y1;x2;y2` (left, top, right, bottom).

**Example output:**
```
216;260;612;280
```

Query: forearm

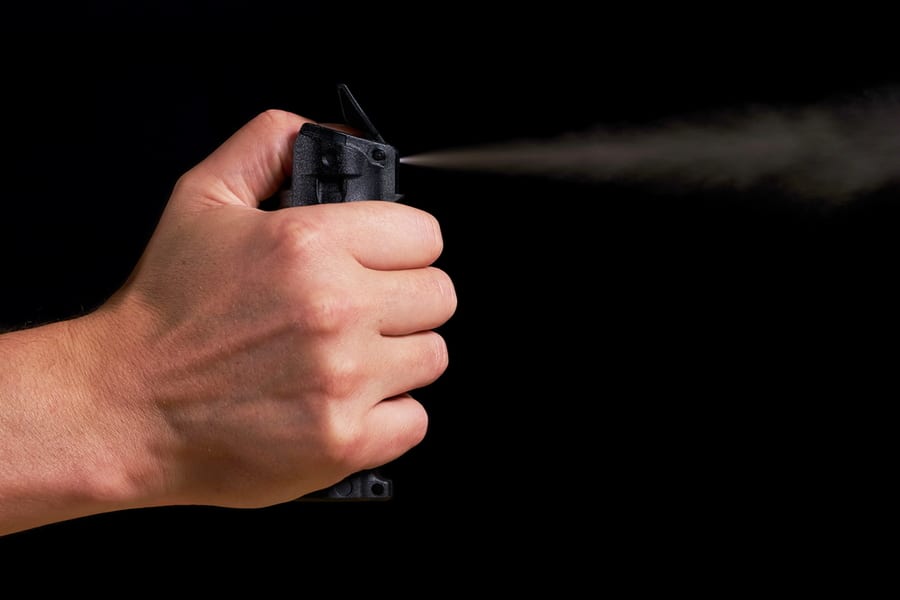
0;308;161;536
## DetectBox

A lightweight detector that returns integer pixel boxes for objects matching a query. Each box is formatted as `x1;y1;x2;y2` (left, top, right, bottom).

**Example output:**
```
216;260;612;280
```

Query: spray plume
401;88;900;202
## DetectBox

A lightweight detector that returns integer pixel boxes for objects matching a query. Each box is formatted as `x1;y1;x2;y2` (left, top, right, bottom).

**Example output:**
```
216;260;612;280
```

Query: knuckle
267;216;362;335
292;290;358;336
316;351;363;399
316;415;363;468
269;212;327;265
255;108;300;132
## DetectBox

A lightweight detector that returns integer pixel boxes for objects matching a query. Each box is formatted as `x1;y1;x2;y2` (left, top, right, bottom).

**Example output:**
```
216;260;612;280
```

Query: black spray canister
282;84;399;500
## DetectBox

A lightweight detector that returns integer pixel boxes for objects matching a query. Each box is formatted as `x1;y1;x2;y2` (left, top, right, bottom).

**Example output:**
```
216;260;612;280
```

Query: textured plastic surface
285;123;400;206
299;470;393;501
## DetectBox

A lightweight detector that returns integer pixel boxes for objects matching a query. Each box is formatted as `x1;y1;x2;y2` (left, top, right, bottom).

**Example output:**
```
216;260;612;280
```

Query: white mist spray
401;89;900;202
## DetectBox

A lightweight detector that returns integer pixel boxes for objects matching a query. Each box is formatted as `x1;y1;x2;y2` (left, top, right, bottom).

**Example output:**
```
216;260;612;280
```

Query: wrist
0;300;166;535
67;295;173;511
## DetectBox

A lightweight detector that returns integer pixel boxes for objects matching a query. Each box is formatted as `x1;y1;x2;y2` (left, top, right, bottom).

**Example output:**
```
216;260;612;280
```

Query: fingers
285;201;446;270
181;109;313;208
368;331;450;401
371;266;457;336
357;394;429;470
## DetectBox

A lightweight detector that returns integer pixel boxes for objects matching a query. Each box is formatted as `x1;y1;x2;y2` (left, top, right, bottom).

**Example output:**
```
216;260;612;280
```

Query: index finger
284;201;445;270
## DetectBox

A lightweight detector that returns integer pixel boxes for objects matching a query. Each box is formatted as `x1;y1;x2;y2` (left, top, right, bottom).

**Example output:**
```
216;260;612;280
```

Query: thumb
176;109;314;209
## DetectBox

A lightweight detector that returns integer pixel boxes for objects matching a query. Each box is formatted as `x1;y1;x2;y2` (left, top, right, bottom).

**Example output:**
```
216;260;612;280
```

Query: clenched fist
0;110;457;535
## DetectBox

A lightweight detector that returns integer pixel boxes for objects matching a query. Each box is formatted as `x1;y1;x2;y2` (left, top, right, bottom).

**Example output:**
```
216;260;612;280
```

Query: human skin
0;109;457;536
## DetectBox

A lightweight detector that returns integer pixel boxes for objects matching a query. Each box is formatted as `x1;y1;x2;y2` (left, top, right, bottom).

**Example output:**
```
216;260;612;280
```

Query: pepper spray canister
282;84;399;501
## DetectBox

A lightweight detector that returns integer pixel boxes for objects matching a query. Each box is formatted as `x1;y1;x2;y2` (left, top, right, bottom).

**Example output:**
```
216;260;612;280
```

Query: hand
0;109;456;533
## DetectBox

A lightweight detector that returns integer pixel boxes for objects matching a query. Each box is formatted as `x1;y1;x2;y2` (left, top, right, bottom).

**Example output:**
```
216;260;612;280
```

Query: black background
1;2;896;587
